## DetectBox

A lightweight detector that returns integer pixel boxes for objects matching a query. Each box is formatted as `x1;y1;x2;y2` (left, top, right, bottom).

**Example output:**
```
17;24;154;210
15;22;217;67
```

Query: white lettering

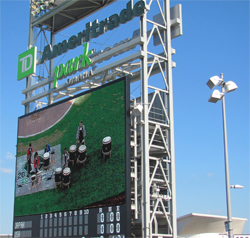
67;69;92;85
20;54;33;73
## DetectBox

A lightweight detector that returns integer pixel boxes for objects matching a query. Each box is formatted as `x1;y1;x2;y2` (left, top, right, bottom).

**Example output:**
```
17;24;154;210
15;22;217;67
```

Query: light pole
206;73;238;238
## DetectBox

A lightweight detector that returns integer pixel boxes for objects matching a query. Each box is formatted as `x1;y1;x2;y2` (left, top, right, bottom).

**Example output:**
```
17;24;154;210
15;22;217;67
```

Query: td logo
17;47;37;81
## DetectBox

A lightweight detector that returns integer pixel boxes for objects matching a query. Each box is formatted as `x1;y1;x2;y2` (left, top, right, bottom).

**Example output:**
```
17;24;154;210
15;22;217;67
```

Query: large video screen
13;77;130;238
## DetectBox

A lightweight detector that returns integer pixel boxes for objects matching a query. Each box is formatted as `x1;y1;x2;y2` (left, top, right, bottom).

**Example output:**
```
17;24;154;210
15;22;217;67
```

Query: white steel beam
141;4;151;238
164;0;177;237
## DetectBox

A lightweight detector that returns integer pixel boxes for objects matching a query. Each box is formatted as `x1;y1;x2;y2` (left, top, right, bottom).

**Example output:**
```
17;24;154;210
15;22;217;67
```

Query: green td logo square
17;47;37;81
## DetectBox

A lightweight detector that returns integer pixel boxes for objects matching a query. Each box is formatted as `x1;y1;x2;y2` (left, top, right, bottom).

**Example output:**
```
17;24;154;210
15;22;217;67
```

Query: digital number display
106;223;115;234
97;213;105;223
97;224;105;235
107;212;114;222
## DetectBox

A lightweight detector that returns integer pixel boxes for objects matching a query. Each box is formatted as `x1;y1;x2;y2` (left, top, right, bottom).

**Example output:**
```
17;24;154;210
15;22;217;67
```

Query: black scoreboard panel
14;77;131;238
14;205;128;238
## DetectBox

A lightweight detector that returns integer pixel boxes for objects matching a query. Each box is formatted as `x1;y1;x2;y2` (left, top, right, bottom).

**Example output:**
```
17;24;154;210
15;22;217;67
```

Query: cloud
207;210;222;215
5;152;15;159
207;172;214;177
1;167;13;174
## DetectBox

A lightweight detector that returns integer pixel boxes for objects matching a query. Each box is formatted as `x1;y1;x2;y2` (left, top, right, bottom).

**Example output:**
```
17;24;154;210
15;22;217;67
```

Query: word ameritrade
41;0;146;63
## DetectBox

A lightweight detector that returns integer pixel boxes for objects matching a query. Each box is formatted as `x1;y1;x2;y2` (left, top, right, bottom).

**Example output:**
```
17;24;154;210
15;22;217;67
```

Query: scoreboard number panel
13;77;131;237
14;206;128;237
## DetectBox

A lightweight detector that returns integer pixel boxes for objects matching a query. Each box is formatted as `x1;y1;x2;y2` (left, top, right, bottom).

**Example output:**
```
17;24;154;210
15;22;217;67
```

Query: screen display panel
14;77;130;238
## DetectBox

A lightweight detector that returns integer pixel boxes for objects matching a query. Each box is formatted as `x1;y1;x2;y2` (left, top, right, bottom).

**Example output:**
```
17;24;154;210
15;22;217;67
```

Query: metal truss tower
130;0;181;237
25;0;117;114
24;0;182;237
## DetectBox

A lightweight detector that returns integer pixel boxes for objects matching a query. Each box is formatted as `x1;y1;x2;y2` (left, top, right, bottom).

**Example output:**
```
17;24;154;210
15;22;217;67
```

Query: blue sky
0;0;249;235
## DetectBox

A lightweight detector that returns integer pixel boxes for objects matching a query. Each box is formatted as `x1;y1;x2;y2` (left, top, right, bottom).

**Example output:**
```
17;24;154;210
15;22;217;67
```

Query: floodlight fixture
30;0;55;19
230;185;244;189
206;75;222;89
208;89;224;103
207;74;238;103
31;11;36;17
132;104;143;115
225;81;238;93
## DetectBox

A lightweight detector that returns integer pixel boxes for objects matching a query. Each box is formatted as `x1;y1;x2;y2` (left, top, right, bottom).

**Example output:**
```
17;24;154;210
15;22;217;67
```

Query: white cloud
207;210;222;215
207;172;214;177
1;167;13;174
5;152;15;159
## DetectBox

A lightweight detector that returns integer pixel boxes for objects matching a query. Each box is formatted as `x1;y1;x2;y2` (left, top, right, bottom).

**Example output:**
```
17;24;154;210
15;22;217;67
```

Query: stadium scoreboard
14;78;131;238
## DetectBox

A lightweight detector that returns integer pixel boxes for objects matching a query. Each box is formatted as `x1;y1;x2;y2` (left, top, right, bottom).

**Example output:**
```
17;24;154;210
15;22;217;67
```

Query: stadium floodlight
31;11;36;17
207;75;238;103
206;75;222;89
225;81;238;93
132;104;143;115
207;73;238;238
30;0;56;19
208;89;224;103
230;185;244;189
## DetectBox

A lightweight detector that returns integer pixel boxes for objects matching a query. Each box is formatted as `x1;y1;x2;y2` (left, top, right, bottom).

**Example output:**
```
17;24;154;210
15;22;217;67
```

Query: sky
0;0;249;236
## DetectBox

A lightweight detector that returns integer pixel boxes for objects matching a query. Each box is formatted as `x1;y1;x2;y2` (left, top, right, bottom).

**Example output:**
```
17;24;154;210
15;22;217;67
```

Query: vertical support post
49;33;55;105
140;3;150;238
164;0;177;237
221;73;233;238
133;100;138;220
25;0;33;114
48;16;55;105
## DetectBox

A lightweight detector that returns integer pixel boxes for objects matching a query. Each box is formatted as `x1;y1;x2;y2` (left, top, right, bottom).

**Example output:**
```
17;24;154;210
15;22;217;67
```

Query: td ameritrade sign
41;0;145;63
17;47;37;81
17;0;146;81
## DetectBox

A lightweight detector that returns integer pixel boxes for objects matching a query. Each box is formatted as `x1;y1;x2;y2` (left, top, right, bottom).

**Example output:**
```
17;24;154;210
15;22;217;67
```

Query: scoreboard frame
13;76;131;238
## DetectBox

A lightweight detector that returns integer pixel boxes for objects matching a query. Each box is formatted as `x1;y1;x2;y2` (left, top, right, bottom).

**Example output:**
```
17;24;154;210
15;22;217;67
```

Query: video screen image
14;79;127;217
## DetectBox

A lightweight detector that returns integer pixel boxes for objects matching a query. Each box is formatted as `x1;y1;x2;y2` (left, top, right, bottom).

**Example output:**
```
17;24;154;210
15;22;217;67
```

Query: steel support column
164;0;177;236
25;0;33;114
141;4;150;238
